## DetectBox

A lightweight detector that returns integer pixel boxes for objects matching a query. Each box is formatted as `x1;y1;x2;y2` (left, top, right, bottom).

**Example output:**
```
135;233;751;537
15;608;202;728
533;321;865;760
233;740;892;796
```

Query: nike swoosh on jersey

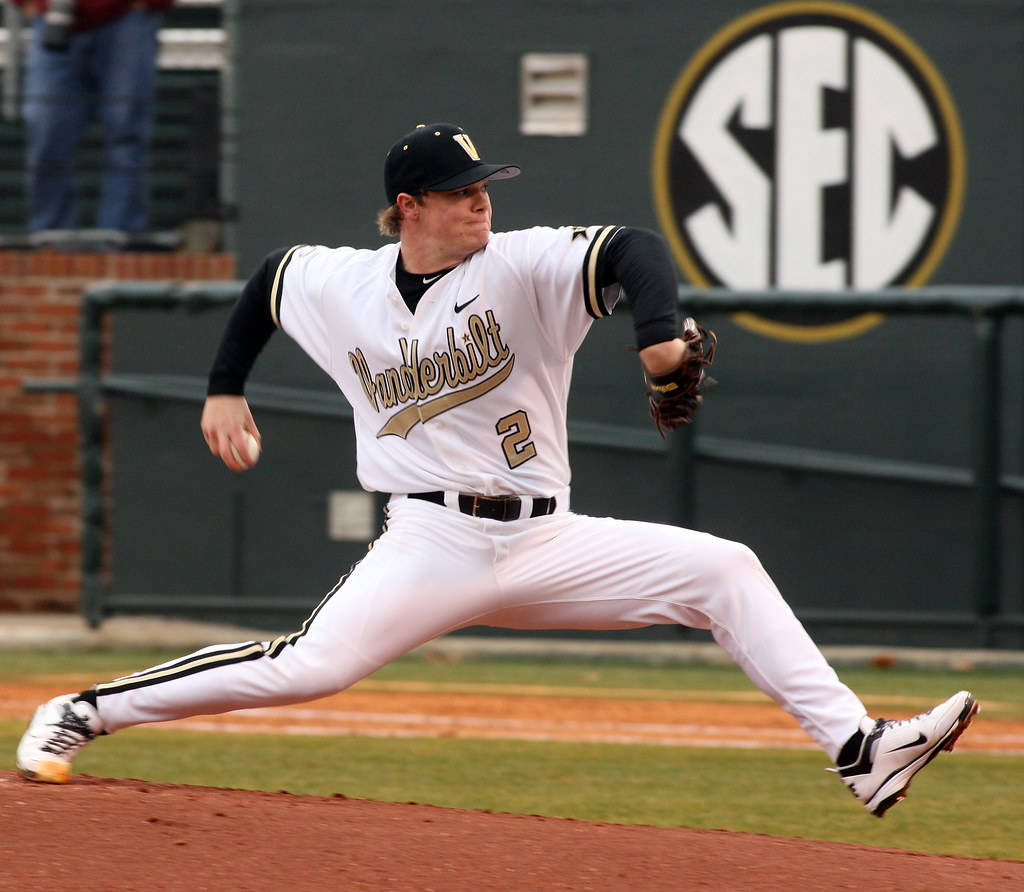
423;274;443;284
454;294;480;313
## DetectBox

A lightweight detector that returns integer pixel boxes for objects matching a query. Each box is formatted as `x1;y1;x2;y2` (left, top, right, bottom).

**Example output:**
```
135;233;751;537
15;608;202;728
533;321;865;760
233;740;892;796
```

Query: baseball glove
643;317;717;436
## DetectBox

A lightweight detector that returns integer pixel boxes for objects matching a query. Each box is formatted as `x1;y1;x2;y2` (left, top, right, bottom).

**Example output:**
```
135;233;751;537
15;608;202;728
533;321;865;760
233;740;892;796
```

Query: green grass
3;651;1022;860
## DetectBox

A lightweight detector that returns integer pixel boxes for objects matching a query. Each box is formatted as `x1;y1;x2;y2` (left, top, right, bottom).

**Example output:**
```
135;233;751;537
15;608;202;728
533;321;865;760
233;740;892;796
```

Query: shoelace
40;706;96;756
875;712;925;730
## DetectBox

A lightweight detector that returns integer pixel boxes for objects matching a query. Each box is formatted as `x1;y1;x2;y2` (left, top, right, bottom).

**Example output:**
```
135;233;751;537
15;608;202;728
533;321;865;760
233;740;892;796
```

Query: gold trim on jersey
270;245;304;328
348;309;515;439
377;355;515;438
582;225;622;319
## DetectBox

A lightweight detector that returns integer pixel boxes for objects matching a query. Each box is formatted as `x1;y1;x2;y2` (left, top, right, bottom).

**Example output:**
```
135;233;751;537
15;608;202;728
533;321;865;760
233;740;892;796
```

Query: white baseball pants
95;497;867;760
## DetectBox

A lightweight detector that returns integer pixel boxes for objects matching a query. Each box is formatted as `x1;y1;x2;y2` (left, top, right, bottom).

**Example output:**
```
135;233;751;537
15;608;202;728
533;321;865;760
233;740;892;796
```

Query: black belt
406;491;557;522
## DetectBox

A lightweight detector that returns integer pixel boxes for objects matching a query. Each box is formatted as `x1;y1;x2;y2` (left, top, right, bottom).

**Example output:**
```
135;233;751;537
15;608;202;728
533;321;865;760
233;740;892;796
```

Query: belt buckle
467;494;522;521
500;496;522;521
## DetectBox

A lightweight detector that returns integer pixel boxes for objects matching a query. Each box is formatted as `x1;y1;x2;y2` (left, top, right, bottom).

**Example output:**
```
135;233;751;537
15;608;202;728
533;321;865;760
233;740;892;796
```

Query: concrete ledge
0;614;272;652
412;635;1024;671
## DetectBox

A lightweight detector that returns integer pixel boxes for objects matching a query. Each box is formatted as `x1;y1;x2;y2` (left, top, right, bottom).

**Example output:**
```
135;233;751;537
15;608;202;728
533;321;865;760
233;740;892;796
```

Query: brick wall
0;251;236;613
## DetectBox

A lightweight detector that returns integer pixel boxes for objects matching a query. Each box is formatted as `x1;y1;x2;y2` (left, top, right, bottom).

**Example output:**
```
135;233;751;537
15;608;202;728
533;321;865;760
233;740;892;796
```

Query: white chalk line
142;709;1024;754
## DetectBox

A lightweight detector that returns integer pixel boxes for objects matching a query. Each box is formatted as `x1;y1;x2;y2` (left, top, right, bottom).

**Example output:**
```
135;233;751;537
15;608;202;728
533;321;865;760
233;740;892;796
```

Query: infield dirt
2;680;1023;889
3;771;1023;890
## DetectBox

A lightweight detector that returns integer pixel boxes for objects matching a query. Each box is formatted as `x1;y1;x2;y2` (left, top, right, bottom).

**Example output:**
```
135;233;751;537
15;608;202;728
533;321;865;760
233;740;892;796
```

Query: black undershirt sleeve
206;247;289;395
600;227;680;350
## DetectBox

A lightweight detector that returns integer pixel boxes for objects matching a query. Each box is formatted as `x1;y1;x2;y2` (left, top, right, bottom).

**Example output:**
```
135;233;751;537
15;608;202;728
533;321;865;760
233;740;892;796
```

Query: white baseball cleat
832;690;978;817
16;694;104;784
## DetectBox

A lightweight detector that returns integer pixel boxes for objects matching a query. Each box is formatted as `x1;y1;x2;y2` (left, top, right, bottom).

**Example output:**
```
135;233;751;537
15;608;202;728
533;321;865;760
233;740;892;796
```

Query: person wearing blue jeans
15;1;174;233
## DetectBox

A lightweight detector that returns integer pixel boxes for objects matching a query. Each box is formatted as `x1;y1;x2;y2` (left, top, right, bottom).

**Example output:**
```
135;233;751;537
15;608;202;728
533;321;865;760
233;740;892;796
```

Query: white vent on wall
519;53;588;136
327;490;375;542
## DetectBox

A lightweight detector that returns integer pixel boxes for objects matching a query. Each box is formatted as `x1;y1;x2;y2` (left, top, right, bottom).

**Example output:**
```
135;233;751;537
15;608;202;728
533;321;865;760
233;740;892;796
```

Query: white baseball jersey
270;225;622;499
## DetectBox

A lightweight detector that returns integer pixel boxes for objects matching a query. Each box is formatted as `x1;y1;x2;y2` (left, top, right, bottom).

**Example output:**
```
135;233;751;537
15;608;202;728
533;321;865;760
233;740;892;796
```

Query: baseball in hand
229;431;261;469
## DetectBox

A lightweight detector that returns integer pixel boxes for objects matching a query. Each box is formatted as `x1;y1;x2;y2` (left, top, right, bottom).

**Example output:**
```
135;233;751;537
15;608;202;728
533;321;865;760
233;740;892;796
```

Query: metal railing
23;281;1024;642
677;287;1024;641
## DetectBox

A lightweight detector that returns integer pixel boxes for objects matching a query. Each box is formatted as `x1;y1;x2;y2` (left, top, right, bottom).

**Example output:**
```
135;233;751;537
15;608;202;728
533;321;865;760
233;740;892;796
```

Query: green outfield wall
29;1;1024;646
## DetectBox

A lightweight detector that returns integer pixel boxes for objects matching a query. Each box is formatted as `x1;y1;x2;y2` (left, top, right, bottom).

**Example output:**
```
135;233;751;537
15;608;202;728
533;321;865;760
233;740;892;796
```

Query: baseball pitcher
18;123;976;817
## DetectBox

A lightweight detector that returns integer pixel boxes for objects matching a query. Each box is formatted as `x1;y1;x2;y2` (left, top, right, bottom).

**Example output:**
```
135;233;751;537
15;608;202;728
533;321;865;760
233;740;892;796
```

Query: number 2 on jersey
496;410;537;469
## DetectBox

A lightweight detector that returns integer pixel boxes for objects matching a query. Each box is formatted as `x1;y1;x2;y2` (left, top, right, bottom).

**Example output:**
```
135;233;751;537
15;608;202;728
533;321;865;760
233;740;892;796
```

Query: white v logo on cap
453;133;481;160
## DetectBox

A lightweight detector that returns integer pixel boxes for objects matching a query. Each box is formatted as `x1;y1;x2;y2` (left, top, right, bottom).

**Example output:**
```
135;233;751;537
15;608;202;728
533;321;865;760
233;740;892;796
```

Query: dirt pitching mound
2;771;1022;891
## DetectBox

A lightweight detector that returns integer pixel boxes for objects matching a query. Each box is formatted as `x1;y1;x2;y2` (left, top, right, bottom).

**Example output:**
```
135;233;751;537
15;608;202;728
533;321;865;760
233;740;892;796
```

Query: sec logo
652;2;965;342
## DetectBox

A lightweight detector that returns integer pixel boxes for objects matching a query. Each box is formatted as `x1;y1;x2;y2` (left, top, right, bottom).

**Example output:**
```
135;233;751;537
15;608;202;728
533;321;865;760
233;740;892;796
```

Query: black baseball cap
384;123;520;204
